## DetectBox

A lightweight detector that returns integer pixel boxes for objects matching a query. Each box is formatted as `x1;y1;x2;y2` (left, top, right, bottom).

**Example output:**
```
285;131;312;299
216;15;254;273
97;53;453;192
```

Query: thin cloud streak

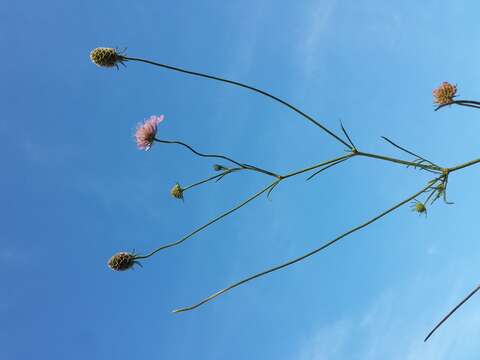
296;275;480;360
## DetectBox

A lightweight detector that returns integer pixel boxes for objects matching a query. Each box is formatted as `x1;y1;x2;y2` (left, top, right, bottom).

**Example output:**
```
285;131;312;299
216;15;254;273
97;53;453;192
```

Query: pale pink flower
135;115;164;150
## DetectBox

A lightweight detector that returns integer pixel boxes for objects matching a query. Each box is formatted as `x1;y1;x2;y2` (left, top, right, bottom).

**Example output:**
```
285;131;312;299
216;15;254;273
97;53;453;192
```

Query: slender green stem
456;100;480;105
173;178;439;313
425;283;480;342
154;138;243;167
154;138;279;178
135;180;279;260
448;158;480;172
124;56;352;149
306;157;350;181
356;151;442;172
435;100;480;111
381;136;440;168
282;154;355;179
182;168;242;192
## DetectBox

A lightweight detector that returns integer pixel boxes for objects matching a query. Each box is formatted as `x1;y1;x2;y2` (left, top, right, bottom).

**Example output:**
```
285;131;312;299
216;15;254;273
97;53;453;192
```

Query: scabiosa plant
432;82;480;111
90;47;126;69
91;47;480;341
433;82;457;105
135;115;164;151
410;200;427;215
108;252;137;271
170;183;184;200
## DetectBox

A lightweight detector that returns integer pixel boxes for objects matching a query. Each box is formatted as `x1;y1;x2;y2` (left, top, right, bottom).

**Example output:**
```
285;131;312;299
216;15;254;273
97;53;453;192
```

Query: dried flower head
433;82;457;105
90;47;125;68
170;183;184;200
135;115;164;151
108;252;136;271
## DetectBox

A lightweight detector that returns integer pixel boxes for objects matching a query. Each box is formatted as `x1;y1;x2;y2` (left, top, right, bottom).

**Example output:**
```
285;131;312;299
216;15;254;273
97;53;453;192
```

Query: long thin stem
154;138;243;166
135;180;279;260
173;178;439;313
424;283;480;342
182;168;242;192
282;154;355;179
154;138;279;178
448;157;480;172
356;151;442;172
435;100;480;111
124;56;352;149
306;157;350;181
381;136;440;168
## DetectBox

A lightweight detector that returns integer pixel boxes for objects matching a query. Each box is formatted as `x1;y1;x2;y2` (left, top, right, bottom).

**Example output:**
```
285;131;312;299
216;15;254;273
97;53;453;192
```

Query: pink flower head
135;115;164;150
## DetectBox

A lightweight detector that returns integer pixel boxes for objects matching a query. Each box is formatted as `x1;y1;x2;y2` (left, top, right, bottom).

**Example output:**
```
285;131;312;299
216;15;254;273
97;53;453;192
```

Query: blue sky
2;0;480;359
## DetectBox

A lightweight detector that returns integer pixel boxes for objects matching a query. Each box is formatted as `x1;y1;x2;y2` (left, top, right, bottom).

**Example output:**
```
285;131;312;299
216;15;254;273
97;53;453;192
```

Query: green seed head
415;202;427;213
170;183;184;200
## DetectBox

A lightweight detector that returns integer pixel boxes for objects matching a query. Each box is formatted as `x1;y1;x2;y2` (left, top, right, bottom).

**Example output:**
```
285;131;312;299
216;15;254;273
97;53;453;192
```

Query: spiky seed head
170;183;184;200
433;82;457;105
415;202;427;213
437;183;445;193
108;252;135;271
90;47;121;68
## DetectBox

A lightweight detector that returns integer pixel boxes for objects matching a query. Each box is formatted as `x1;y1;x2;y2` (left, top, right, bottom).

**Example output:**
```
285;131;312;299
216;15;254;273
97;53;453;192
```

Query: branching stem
173;178;441;313
135;180;280;260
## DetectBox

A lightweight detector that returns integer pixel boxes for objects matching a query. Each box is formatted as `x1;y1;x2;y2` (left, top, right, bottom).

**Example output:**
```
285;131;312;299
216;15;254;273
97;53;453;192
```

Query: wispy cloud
300;0;336;77
298;319;350;360
296;275;480;360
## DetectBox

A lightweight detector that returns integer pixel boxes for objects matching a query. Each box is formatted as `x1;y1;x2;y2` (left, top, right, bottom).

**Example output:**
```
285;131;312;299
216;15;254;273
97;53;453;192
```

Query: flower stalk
92;48;480;340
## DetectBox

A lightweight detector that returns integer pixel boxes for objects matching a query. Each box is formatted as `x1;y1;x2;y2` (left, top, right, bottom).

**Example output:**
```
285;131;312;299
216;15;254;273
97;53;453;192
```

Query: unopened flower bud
170;183;184;200
415;202;427;214
213;164;228;172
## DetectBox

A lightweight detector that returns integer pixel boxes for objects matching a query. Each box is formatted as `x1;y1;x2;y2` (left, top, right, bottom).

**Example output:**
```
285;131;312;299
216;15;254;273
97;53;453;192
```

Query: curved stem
135;180;279;260
435;99;480;111
154;138;279;178
182;168;242;192
381;136;440;168
124;56;352;149
425;283;480;342
456;103;480;110
154;138;243;167
173;178;439;313
456;100;480;105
